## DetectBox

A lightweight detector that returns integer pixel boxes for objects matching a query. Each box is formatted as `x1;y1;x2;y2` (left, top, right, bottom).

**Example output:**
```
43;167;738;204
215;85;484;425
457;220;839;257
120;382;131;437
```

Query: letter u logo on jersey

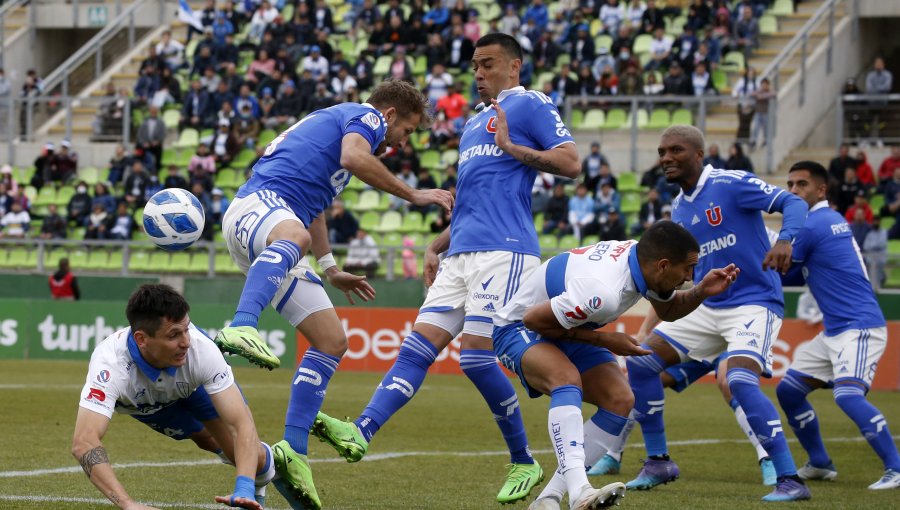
705;205;723;226
486;117;497;133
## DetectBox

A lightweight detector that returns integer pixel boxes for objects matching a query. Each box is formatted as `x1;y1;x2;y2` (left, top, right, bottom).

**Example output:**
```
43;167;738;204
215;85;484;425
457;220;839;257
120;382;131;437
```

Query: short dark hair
789;160;828;184
475;33;523;61
126;284;190;337
637;220;700;264
368;79;433;128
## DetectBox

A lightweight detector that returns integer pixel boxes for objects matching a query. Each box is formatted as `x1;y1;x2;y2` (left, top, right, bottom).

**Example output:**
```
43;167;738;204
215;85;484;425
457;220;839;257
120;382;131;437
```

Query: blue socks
232;240;303;328
461;349;533;464
284;348;341;454
356;332;438;442
727;367;797;477
627;348;669;457
834;384;900;471
776;370;830;468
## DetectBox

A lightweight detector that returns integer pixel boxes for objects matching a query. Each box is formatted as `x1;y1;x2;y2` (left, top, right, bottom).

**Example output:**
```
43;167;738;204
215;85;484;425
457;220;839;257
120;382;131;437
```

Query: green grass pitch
1;360;898;509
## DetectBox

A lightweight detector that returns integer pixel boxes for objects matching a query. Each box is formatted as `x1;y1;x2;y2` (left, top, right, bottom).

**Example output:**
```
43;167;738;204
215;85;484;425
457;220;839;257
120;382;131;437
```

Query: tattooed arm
649;264;740;322
72;407;159;510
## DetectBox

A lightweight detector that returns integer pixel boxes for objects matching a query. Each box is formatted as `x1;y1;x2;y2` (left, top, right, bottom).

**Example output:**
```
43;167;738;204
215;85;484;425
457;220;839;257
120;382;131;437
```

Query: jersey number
263;114;318;157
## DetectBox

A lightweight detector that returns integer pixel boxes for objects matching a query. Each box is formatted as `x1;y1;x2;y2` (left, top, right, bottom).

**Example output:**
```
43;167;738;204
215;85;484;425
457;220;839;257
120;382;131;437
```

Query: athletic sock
284;348;340;454
727;367;797;477
355;332;438;442
460;349;533;464
584;408;629;468
548;385;590;498
626;349;669;457
834;384;900;471
232;240;302;328
776;371;830;467
730;398;769;461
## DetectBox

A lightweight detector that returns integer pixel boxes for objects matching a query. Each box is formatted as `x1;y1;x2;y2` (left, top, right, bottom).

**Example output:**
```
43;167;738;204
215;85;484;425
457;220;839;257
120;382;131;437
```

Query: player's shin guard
232;240;302;328
584;408;629;467
256;442;276;486
460;349;533;464
627;350;669;457
833;384;900;471
776;371;830;468
356;332;438;442
727;367;797;477
731;398;769;461
548;385;590;497
284;348;341;455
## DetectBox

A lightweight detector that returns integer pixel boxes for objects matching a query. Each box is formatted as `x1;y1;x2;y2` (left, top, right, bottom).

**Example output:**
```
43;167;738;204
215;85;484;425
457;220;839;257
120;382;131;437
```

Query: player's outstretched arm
309;212;375;304
522;301;651;356
340;133;454;211
210;385;264;510
651;264;740;322
72;408;159;510
490;99;580;179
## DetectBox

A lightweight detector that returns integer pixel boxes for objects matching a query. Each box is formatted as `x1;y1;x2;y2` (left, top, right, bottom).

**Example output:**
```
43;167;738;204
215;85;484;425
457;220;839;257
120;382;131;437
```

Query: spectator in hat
210;187;230;227
845;189;874;224
258;86;277;122
67;181;92;226
0;165;17;196
212;118;239;166
301;45;330;83
50;139;79;184
31;142;55;190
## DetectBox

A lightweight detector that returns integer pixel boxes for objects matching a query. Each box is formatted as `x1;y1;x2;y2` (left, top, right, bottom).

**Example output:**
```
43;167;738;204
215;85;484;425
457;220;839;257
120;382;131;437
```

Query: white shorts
653;304;782;375
223;190;332;327
790;327;887;388
417;251;540;338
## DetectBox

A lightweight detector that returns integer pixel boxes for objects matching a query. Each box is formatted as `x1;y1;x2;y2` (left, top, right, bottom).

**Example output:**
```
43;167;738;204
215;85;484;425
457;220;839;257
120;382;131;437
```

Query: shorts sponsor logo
96;370;110;383
473;292;500;301
482;302;496;312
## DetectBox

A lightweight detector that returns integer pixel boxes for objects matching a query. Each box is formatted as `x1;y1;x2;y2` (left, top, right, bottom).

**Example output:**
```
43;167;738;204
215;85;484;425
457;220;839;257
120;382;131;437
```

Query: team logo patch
564;306;588;321
96;370;110;383
486;117;497;133
705;204;723;226
361;112;381;130
176;381;191;399
87;388;106;402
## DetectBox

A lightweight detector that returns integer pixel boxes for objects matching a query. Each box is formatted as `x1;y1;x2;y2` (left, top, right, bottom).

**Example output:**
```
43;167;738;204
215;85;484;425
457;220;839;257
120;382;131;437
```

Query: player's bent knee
267;220;310;251
726;354;762;374
644;334;681;366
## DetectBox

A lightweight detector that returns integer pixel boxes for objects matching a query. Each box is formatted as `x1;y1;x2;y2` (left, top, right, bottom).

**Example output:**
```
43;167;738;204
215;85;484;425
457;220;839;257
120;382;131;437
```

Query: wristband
233;475;255;502
318;253;337;271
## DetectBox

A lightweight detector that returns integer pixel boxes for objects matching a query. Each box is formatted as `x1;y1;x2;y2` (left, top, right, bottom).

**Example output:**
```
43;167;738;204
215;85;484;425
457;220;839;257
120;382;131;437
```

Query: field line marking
2;434;897;479
0;494;291;510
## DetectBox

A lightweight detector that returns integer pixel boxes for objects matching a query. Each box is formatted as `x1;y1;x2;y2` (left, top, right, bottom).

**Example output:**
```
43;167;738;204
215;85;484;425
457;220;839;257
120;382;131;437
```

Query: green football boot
311;411;369;463
214;326;280;369
497;460;544;504
272;440;321;510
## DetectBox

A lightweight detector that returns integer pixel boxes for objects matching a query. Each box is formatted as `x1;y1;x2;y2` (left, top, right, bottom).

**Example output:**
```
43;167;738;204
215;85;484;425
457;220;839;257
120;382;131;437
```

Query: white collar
809;200;829;212
679;164;713;203
483;86;525;111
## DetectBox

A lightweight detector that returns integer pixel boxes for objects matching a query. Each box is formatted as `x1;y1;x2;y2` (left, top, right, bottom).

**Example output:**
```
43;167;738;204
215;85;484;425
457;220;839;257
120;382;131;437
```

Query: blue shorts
130;386;219;440
493;322;617;398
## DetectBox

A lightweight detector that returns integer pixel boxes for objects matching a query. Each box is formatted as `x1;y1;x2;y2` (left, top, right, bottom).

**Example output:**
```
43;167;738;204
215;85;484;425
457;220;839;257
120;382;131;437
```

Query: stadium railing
0;0;33;69
4;95;132;150
836;94;900;147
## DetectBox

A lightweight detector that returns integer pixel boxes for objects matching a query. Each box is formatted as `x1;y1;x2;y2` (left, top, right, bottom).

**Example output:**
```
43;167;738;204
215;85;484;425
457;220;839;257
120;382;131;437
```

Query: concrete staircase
2;3;28;34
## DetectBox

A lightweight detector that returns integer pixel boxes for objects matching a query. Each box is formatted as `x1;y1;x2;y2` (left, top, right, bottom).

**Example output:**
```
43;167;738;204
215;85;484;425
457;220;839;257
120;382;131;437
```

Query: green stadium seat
375;210;403;233
189;252;211;273
162;109;181;130
373;55;392;77
581;109;605;130
44;249;66;270
174;128;199;150
376;192;392;212
78;167;100;185
352;189;380;211
602;109;627;130
533;212;544;232
67;249;89;270
105;250;125;271
633;34;653;55
594;34;614;52
161;148;178;166
618;172;640;192
215;169;240;189
759;14;778;34
128;250;152;272
8;248;35;269
582;235;600;246
647;109;671;129
215;253;242;274
231;148;257;169
666;16;687;36
339;189;359;208
359;211;380;232
539;235;558;251
770;0;793;15
147;251;171;272
381;231;404;247
535;71;555;91
414;55;428;75
721;52;746;73
258;129;278;148
33;186;56;207
881;216;894;232
399;211;424;233
558;235;580;250
0;249;10;268
672;108;694;126
441;149;459;167
569;109;584;129
422;212;438;233
72;227;86;240
623;109;649;130
589;18;602;37
870;194;884;212
420;150;441;170
55;186;75;207
168;252;190;272
889;240;900;255
620;192;642;213
887;266;900;288
711;69;728;92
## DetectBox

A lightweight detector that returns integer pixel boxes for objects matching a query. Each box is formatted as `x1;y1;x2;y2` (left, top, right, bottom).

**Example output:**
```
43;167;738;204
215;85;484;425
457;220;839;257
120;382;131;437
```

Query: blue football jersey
447;87;574;258
237;103;388;227
671;166;806;315
786;201;885;334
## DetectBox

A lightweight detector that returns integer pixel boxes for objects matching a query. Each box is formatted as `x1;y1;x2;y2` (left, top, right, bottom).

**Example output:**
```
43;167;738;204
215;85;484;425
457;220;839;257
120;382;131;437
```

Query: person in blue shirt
776;161;900;491
215;79;453;510
312;33;580;505
624;125;812;502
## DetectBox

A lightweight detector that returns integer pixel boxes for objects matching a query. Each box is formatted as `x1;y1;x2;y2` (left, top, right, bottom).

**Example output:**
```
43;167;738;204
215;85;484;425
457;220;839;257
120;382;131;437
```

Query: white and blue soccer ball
143;188;205;251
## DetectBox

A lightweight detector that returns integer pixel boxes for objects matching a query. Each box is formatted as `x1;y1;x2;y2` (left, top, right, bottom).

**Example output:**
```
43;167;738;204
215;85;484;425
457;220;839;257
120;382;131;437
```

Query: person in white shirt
155;30;185;70
330;68;358;102
494;221;739;509
645;27;672;71
72;284;276;510
0;200;29;238
343;228;381;278
424;63;453;106
301;45;330;82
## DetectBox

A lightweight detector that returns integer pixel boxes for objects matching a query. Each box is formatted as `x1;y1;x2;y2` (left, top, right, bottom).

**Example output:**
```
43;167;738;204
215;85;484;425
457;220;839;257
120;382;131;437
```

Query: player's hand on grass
411;189;454;213
214;495;263;509
490;99;512;152
762;239;793;274
327;269;376;305
698;263;740;297
595;332;653;357
423;248;440;288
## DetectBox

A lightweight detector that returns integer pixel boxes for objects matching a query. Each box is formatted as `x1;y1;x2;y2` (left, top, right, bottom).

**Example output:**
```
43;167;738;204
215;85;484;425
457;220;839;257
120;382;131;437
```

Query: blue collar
127;330;178;381
628;244;650;298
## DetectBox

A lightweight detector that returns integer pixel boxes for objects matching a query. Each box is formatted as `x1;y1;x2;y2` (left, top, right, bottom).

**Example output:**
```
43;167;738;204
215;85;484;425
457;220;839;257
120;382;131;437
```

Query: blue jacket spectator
212;15;235;46
233;86;261;119
423;1;449;32
524;1;550;31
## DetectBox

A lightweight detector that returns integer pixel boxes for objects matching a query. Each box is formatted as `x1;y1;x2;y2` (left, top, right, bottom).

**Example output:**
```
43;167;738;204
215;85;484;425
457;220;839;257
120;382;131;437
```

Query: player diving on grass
312;33;580;504
72;284;275;510
623;125;812;501
490;221;739;510
775;161;900;490
214;79;454;509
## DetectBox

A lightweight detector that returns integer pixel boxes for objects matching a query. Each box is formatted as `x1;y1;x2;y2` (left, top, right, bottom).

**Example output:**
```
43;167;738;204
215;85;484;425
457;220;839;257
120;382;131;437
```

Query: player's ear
382;106;396;124
133;330;148;346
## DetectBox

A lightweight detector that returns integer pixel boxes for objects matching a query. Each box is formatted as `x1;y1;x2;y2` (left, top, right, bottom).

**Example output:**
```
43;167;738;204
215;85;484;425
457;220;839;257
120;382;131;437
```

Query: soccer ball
143;188;205;251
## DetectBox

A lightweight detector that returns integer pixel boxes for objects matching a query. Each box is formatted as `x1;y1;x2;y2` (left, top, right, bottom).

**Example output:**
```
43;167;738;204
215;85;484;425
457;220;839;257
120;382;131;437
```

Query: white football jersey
78;324;234;419
495;240;673;329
